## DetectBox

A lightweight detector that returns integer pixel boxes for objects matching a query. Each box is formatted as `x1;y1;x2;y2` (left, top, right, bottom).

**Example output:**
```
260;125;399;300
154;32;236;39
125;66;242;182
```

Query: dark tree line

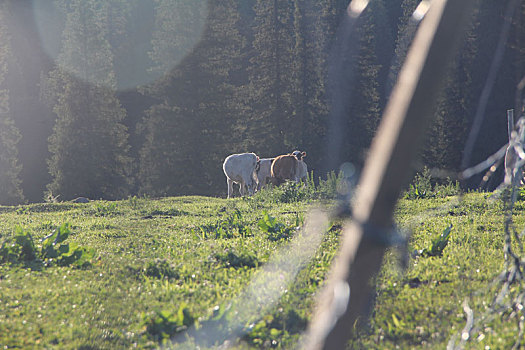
0;0;523;204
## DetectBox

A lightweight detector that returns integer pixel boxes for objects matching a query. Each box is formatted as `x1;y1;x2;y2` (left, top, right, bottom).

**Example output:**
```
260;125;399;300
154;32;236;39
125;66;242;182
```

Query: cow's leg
245;177;253;196
239;181;246;196
227;178;234;198
258;177;267;191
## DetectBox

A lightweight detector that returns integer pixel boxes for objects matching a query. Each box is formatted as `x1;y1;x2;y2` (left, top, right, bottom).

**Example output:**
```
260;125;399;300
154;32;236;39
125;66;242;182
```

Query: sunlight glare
172;208;330;347
32;0;207;91
348;0;369;18
412;0;431;22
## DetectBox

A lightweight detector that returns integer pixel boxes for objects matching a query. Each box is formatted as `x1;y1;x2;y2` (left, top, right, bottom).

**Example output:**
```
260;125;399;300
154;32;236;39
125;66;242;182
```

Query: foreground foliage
0;223;95;268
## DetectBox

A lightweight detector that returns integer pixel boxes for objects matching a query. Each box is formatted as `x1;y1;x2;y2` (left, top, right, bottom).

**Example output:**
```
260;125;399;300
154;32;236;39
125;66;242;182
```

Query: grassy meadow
0;178;524;349
355;191;523;349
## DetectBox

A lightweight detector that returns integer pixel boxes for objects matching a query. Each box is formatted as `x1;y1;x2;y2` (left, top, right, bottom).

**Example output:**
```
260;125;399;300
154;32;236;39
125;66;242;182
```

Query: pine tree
286;0;341;166
137;0;206;196
106;0;154;90
0;2;24;205
5;1;54;202
374;0;404;108
246;0;297;156
148;0;208;77
191;0;248;193
138;0;246;196
356;0;386;140
466;0;518;171
298;1;327;156
513;1;525;107
46;0;131;200
421;25;477;171
328;1;383;167
421;0;515;175
387;0;420;99
312;0;350;173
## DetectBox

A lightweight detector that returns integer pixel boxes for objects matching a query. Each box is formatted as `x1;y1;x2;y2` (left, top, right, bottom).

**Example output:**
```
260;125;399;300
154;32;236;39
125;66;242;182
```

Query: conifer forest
0;0;524;204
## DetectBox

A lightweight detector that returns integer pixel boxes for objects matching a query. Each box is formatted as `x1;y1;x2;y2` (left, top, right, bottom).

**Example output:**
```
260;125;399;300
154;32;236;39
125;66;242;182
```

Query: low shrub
214;249;258;268
417;224;453;257
141;305;196;342
92;202;120;217
144;258;180;279
405;167;461;199
243;309;307;347
254;170;349;203
192;209;252;239
258;211;302;241
0;223;95;268
0;226;37;263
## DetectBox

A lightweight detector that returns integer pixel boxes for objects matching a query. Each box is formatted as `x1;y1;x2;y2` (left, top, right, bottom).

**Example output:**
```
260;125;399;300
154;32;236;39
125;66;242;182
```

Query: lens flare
348;0;369;18
32;0;207;91
171;208;330;347
412;0;431;22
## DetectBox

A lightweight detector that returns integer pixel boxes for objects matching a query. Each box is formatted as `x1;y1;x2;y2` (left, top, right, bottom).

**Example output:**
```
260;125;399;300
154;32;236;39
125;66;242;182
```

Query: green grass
353;192;521;349
0;187;523;349
0;190;342;349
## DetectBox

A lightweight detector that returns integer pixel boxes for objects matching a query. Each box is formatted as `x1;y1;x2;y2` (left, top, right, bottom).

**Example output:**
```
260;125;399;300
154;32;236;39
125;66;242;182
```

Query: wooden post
508;109;515;141
304;0;475;349
505;109;515;183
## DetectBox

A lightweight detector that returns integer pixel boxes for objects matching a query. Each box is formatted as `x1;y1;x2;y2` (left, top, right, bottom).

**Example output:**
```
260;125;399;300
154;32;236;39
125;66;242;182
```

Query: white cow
256;158;274;191
223;153;259;198
292;150;308;183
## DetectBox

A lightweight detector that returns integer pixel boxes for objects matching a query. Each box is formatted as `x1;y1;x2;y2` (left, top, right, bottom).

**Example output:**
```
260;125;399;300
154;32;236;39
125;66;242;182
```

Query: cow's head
292;150;307;161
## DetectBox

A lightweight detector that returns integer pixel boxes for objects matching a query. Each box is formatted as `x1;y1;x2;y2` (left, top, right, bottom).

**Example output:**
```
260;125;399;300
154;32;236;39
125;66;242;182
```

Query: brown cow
270;154;299;186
